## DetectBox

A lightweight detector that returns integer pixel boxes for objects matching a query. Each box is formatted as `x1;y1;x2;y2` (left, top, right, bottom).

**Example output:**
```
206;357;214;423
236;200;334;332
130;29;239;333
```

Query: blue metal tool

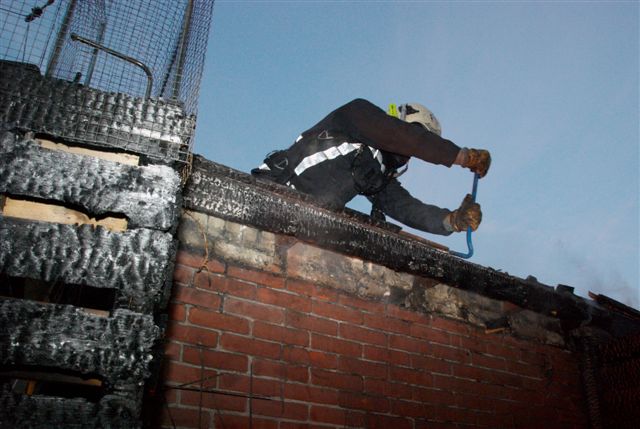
449;173;480;259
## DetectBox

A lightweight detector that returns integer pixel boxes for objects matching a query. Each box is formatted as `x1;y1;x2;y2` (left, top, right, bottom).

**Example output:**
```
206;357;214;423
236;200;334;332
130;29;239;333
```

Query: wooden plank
0;131;181;231
0;299;160;385
0;216;176;312
38;138;139;165
0;391;139;427
2;197;128;232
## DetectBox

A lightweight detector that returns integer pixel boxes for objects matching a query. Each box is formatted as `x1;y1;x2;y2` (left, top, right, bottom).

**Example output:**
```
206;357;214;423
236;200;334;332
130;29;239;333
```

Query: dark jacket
252;99;461;236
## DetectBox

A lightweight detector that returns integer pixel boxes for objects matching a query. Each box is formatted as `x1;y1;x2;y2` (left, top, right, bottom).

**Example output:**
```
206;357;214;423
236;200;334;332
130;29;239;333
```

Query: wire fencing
0;0;214;162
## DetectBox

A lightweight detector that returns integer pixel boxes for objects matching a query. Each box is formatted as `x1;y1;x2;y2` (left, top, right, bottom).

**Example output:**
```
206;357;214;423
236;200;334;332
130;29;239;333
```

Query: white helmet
399;103;442;136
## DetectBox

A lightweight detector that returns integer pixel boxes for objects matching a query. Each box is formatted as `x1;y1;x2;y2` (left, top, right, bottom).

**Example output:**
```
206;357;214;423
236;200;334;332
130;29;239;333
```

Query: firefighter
251;98;491;236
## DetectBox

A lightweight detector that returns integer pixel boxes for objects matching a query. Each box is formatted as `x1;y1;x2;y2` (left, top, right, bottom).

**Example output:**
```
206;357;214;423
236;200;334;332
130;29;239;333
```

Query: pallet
0;126;182;427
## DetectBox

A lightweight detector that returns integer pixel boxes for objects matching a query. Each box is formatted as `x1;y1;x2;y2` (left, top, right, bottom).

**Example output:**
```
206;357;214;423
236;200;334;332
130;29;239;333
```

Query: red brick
309;350;339;369
487;342;521;361
218;373;282;397
338;356;388;379
172;284;222;308
253;321;309;347
389;366;432;387
338;293;382;313
257;287;311;312
433;374;496;397
180;390;246;412
281;346;310;365
168;302;186;322
166;322;218;347
286;310;338;336
364;313;411;335
252;399;309;420
164;361;217;386
338;391;390;413
412;386;456;406
365;413;413;429
162;406;211;429
386;304;429;323
252;359;309;383
411;355;451;375
390;399;432;418
455;392;496;411
163;341;182;361
175;250;225;273
453;365;523;388
410;324;451;345
188;307;250;334
339;323;387;346
311;368;362;391
228;265;285;289
310;405;366;426
429;343;470;364
430;316;469;334
183;346;248;372
311;333;362;357
286;278;339;302
364;379;413;401
194;272;257;299
363;345;411;366
312;300;363;324
220;333;281;359
284;382;339;405
174;264;196;285
435;406;479;425
162;388;179;404
224;297;285;324
213;414;278;429
389;333;429;354
452;334;486;354
471;352;506;371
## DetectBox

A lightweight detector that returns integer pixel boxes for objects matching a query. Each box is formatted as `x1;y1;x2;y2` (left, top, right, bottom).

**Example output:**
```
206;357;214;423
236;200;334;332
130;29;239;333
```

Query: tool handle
449;173;479;259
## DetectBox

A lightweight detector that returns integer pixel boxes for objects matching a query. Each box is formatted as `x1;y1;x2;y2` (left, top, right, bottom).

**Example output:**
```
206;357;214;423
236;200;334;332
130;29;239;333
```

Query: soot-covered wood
0;216;176;313
0;131;181;231
0;60;195;163
0;299;160;385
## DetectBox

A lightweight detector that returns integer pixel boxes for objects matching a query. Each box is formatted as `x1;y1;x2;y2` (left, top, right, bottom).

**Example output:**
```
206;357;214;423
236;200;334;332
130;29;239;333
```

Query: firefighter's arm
368;179;454;236
332;99;461;167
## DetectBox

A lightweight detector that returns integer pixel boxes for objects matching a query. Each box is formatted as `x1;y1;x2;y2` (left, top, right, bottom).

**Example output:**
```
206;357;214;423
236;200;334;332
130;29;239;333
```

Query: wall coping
183;155;639;337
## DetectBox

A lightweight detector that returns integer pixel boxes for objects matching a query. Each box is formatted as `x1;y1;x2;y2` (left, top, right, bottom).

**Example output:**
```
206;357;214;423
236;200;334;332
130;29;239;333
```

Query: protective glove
462;149;491;178
444;194;482;232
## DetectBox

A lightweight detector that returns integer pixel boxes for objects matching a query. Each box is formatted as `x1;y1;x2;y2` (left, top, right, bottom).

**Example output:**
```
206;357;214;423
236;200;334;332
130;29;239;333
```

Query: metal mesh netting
0;0;214;162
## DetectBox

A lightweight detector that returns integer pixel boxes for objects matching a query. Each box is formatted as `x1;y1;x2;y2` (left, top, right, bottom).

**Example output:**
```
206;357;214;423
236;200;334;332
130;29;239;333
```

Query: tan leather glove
462;149;491;178
444;194;482;232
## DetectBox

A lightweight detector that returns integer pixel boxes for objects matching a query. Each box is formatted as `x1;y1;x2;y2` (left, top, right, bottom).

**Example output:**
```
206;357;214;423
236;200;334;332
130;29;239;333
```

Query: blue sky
194;1;639;308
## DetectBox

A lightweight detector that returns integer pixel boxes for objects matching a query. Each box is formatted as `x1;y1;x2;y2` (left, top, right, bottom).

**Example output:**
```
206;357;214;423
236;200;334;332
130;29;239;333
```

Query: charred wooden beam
0;216;176;312
0;299;160;385
0;131;181;231
0;389;139;428
0;60;195;163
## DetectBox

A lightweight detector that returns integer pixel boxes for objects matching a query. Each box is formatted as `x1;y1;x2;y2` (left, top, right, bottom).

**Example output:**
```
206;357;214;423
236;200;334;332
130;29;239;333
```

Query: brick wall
155;211;588;429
